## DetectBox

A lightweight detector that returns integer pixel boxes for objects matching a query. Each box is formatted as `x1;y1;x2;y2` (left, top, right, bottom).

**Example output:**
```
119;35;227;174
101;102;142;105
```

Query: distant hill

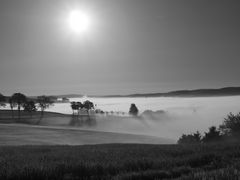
27;87;240;99
102;87;240;98
55;94;83;98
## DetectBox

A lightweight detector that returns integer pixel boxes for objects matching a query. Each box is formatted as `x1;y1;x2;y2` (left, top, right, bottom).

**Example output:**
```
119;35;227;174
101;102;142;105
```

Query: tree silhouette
71;101;84;115
202;126;222;143
219;112;240;138
83;100;94;116
129;103;139;116
23;100;37;118
178;131;201;144
76;102;83;115
11;93;27;120
71;101;76;114
0;93;6;108
8;97;17;119
0;94;6;118
37;96;54;117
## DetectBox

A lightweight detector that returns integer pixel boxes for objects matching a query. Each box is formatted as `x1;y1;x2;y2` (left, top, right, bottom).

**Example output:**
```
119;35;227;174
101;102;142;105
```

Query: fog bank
45;96;240;140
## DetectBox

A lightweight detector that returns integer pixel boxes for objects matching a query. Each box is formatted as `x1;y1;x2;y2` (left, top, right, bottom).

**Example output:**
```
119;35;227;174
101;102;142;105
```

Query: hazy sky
1;0;240;96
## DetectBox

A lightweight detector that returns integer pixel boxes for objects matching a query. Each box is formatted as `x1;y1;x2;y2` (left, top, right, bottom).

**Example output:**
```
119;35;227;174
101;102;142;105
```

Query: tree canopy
83;100;94;110
129;103;139;116
11;93;27;119
202;126;222;143
0;93;6;107
178;131;201;144
37;96;54;116
220;112;240;137
23;101;37;113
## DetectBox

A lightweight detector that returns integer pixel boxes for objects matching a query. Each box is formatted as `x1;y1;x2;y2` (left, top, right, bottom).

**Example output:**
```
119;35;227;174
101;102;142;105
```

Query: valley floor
0;123;172;145
0;110;240;179
0;110;174;145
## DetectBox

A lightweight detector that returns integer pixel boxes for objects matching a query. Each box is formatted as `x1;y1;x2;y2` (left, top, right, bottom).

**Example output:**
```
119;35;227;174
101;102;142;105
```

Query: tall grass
0;143;240;179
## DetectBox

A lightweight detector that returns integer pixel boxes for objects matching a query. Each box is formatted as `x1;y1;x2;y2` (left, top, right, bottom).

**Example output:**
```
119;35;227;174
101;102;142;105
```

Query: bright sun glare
68;10;90;33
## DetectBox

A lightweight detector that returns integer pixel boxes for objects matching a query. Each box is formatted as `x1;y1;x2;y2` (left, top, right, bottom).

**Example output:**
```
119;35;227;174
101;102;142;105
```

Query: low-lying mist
44;96;240;140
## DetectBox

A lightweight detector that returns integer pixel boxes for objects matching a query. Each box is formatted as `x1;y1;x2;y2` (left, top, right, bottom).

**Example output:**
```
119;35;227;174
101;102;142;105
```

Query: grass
0;143;240;179
0;110;174;145
0;123;172;145
1;110;240;179
0;110;70;123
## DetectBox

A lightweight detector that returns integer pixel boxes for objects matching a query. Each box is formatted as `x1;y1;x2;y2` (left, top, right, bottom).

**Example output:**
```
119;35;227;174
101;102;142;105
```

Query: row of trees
0;93;54;120
71;101;140;117
178;112;240;144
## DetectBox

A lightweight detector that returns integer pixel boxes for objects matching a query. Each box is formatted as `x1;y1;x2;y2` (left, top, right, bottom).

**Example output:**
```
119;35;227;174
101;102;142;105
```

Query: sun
68;10;90;33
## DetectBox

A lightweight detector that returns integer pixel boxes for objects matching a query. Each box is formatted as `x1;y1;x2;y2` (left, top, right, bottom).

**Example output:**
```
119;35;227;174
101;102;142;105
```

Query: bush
219;112;240;138
178;112;240;144
202;126;222;143
178;131;201;144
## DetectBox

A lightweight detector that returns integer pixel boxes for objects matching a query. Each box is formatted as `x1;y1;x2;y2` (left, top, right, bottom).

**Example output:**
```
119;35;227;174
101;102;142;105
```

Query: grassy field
1;110;240;179
0;110;174;145
0;143;240;179
0;110;72;124
0;124;173;145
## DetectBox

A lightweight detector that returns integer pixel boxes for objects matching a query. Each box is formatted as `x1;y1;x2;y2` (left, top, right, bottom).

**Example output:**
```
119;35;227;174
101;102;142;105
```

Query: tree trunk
87;110;91;121
11;107;14;119
18;105;20;120
41;110;44;118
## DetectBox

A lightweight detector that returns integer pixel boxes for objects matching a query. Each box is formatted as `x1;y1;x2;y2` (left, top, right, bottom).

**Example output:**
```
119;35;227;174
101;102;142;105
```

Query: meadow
0;143;240;180
0;110;173;145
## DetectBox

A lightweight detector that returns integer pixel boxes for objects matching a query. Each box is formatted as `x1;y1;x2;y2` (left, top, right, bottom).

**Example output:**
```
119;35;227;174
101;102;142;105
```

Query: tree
202;126;222;143
219;112;240;138
11;93;27;120
129;103;139;116
178;131;201;144
0;93;6;108
8;97;17;119
0;94;6;118
83;100;94;115
37;96;54;117
71;101;83;115
71;101;77;114
76;102;83;115
23;100;37;118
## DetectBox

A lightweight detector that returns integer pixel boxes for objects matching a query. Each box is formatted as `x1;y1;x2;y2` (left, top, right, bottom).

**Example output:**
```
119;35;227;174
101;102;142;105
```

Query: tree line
70;101;139;117
178;112;240;144
0;93;54;120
